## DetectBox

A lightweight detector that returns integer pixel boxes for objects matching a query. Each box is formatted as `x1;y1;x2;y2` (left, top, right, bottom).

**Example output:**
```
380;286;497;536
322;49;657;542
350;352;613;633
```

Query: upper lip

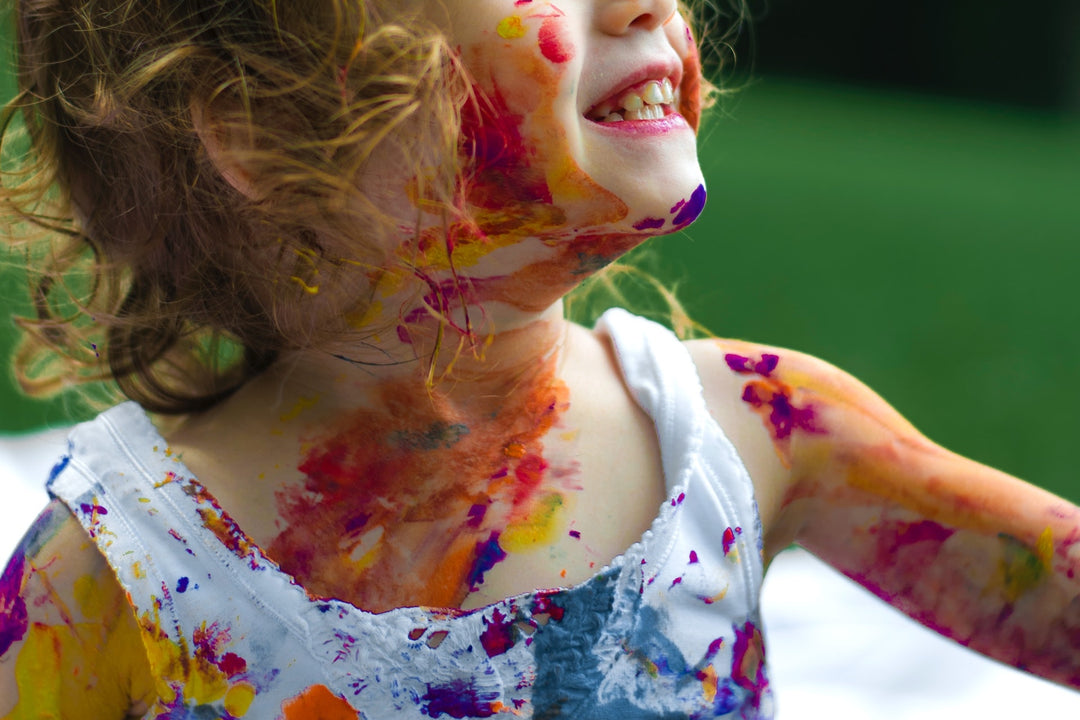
583;60;683;117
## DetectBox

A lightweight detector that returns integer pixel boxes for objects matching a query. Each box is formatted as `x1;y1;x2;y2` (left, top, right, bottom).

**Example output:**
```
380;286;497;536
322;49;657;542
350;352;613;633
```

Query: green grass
660;77;1080;501
3;75;1079;502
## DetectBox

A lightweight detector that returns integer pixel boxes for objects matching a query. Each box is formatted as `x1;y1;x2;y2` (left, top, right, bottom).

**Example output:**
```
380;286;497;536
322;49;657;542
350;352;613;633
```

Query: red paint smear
192;621;248;678
0;551;28;656
183;480;262;570
219;651;248;678
461;83;552;212
530;591;566;621
895;520;955;547
722;527;741;556
538;18;574;64
689;550;700;564
479;608;516;657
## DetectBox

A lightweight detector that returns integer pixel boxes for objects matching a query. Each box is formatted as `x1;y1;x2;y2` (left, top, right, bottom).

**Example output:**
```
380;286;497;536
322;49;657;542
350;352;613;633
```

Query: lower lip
586;113;691;135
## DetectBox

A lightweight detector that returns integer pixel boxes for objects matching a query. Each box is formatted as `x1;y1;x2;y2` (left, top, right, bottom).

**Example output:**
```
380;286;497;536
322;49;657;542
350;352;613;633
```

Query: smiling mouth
586;78;680;123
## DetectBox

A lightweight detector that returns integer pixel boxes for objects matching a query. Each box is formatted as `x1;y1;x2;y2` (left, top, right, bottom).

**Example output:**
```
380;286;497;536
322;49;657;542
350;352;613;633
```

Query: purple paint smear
731;621;769;702
0;552;28;656
742;384;820;441
422;678;500;718
632;217;666;231
467;532;507;591
671;184;707;227
466;504;487;529
724;353;780;378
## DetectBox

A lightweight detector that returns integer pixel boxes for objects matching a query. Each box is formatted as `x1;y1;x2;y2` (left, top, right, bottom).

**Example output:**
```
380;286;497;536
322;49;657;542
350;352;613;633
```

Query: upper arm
691;337;1080;687
0;500;155;718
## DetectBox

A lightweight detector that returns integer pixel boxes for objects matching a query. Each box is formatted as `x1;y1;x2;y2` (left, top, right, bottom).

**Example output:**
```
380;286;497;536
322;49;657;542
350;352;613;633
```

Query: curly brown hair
1;0;742;416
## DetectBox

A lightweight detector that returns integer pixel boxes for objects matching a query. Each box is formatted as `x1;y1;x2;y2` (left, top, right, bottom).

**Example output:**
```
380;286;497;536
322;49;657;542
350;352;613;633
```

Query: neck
263;297;569;420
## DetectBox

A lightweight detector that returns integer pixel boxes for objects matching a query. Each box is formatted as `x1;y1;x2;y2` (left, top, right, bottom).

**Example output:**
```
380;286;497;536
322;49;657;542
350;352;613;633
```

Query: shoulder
1;499;155;717
684;337;921;557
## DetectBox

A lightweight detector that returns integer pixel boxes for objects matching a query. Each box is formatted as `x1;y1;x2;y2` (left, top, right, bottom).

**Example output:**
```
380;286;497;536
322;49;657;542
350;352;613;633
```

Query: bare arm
692;339;1080;688
1;500;155;718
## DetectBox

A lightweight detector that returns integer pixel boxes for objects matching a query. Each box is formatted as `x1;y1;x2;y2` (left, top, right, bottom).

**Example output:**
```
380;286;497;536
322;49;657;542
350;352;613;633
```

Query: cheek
671;20;704;132
457;15;626;227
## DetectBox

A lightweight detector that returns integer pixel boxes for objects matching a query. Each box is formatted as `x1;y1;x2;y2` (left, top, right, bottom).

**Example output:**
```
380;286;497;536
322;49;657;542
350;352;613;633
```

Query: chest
185;365;666;612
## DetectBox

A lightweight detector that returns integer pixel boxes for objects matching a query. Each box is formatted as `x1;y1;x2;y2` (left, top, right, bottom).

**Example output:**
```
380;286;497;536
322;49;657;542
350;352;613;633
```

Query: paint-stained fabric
47;309;773;719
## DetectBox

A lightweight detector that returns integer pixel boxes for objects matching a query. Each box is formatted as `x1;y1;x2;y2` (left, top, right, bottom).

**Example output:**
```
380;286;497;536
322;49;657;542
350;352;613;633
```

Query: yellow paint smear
500;493;564;552
996;532;1050;604
290;276;320;294
496;16;527;39
1036;526;1054;569
280;394;321;423
345;299;383;330
224;681;256;717
73;574;105;620
700;664;720;703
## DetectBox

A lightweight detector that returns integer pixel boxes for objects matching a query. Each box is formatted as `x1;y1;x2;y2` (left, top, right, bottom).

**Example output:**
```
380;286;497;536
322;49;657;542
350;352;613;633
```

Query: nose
597;0;678;35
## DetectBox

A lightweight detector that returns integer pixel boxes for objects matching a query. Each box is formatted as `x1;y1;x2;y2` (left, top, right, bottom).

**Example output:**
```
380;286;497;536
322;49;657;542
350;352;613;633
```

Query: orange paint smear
280;684;359;719
269;364;575;612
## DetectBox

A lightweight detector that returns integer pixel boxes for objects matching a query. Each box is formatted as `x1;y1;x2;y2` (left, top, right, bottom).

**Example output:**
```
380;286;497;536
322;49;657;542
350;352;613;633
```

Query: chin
577;125;706;236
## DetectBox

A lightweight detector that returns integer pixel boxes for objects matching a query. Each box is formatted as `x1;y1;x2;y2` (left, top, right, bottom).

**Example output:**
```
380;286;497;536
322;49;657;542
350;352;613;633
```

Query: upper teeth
592;78;677;122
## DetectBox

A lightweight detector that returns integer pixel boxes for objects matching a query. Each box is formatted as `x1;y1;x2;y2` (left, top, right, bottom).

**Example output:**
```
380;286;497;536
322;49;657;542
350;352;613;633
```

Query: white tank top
49;309;774;718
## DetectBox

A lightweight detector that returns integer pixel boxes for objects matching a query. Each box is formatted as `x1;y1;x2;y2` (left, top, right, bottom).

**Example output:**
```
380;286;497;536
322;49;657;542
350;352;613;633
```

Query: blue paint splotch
670;185;707;228
47;452;71;484
467;532;507;591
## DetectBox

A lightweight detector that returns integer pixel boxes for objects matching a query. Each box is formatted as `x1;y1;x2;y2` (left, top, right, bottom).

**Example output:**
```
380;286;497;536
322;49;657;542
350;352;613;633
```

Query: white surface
1;426;68;558
761;547;1080;717
3;428;1080;716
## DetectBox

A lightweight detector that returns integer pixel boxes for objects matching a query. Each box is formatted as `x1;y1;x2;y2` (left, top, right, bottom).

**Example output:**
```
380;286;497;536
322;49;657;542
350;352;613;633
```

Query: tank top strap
595;308;712;496
595;308;766;600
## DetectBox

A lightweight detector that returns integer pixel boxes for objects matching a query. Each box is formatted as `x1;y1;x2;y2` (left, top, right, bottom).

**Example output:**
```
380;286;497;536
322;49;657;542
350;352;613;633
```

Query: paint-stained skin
715;337;1080;687
352;0;707;347
268;361;577;612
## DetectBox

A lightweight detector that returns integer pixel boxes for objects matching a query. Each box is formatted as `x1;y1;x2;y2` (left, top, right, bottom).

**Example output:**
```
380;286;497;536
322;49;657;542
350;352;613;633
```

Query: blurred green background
2;6;1079;503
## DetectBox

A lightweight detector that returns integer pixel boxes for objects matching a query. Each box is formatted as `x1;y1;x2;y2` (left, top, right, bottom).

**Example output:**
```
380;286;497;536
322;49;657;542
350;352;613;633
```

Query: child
1;0;1078;717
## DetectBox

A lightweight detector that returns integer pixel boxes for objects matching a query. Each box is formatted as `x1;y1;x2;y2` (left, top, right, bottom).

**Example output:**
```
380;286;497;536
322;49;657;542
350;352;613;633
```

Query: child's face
427;0;705;236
